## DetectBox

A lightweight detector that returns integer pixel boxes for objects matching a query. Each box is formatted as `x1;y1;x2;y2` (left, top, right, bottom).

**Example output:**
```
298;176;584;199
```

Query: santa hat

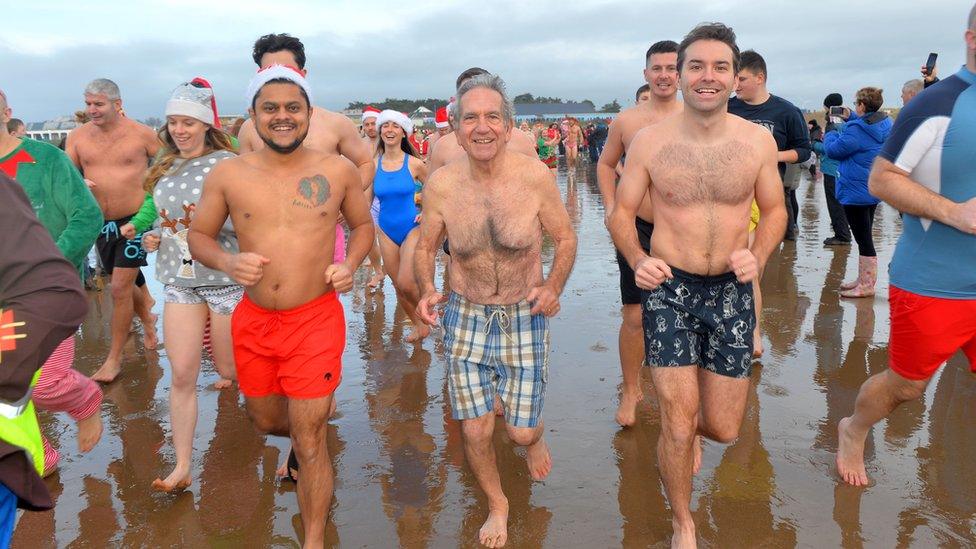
166;80;218;128
435;106;449;129
190;77;221;128
245;64;313;108
362;105;380;121
375;109;413;134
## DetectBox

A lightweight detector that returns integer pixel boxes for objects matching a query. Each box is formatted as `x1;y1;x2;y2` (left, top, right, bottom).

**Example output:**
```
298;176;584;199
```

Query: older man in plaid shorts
415;73;577;549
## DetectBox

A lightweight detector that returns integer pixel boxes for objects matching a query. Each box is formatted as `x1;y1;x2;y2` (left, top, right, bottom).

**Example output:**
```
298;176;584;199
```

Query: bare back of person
69;118;156;219
640;114;764;274
434;152;547;304
203;148;356;309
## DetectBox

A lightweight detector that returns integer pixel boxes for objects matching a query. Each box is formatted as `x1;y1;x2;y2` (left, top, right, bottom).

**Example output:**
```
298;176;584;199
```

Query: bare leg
92;267;140;383
505;423;551;481
207;311;237;389
396;229;430;342
289;395;335;548
378;230;429;343
133;281;158;350
152;302;207;493
461;413;509;548
837;369;927;486
650;366;700;549
367;237;385;288
748;231;763;358
616;304;645;427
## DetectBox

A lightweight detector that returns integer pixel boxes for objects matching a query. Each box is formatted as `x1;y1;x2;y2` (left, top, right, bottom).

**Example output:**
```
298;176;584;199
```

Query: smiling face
167;115;209;158
679;39;737;115
456;87;511;162
85;93;121;127
379;121;405;148
249;82;310;154
644;52;679;100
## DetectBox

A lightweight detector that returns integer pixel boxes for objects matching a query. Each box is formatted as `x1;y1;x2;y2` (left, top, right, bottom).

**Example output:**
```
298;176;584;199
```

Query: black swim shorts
640;267;755;378
615;217;654;305
95;213;148;275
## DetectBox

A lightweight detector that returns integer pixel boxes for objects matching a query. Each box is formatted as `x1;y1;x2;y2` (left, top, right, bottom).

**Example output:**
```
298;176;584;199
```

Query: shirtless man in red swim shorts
188;65;373;547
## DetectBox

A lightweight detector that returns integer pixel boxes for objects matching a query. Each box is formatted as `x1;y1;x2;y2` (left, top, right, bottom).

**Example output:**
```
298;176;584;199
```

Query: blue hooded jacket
823;111;892;205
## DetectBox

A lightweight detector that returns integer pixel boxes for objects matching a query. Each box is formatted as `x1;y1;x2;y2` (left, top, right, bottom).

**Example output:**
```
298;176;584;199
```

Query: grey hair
902;79;924;95
970;2;976;30
455;73;515;126
84;78;121;100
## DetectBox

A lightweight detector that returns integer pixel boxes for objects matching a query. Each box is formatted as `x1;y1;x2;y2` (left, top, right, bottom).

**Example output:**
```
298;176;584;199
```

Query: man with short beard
611;23;786;548
415;74;577;548
361;105;380;147
597;40;683;427
65;78;160;383
188;66;373;547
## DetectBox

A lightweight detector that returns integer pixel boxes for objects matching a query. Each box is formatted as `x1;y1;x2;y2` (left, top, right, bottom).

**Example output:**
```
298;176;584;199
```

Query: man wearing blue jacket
823;87;893;298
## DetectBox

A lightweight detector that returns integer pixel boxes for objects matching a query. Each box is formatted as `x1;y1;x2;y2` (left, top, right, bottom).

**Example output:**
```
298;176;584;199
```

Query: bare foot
752;329;763;359
526;437;552;480
277;448;300;482
213;378;233;389
77;413;103;452
479;507;509;548
367;271;384;289
405;323;431;343
615;388;643;427
142;313;159;350
151;469;191;493
836;416;869;486
91;357;122;383
671;521;698;548
692;435;703;475
493;394;505;417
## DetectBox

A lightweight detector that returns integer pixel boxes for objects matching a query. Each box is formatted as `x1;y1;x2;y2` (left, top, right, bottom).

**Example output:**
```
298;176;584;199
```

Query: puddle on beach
14;163;976;548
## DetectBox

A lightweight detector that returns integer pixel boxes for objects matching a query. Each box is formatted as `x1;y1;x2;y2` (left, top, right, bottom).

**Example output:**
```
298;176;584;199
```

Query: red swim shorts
889;285;976;381
232;291;345;399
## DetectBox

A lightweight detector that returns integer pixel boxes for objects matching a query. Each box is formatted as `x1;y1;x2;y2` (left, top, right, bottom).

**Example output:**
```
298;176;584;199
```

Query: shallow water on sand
14;162;976;548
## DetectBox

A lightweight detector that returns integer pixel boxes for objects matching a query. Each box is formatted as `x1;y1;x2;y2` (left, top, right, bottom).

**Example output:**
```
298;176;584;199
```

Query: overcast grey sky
1;0;968;122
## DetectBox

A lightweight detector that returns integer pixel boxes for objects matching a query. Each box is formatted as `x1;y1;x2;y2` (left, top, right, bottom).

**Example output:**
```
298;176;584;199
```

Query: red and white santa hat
362;105;381;121
435;106;449;128
166;79;220;128
245;64;313;107
375;109;413;134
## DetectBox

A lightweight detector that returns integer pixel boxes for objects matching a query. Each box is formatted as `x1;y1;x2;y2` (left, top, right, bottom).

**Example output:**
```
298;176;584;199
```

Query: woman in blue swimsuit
373;110;429;342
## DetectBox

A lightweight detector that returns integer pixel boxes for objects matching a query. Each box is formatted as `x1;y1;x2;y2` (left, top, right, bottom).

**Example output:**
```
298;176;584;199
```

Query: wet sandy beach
14;163;976;548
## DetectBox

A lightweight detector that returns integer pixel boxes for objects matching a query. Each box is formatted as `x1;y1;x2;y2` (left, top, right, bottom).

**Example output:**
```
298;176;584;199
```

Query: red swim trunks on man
888;285;976;381
232;291;345;399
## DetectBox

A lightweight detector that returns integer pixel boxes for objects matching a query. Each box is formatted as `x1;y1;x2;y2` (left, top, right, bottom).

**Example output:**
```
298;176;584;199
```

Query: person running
65;78;160;383
373;110;429;342
188;65;373;546
415;73;577;549
0;88;104;478
597;39;682;427
538;123;560;172
127;80;242;493
610;23;787;548
836;4;976;487
563;118;583;167
823;87;892;298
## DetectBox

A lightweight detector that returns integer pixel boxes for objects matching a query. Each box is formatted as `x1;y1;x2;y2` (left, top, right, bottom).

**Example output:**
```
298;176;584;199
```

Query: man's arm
535;166;578;297
187;164;234;272
751;131;788;269
609;130;652;269
779;107;811;164
414;172;448;323
869;158;976;234
64;130;81;169
142;124;161;159
597;115;626;222
51;153;103;267
427;135;451;175
237;119;258;154
336;159;375;272
334;114;375;192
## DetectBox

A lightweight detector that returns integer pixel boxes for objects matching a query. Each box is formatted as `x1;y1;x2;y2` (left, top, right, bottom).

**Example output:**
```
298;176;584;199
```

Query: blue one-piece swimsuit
374;154;419;246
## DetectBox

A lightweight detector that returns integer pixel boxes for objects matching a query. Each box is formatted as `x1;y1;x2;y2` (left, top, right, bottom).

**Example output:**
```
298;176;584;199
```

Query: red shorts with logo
232;292;345;399
889;285;976;381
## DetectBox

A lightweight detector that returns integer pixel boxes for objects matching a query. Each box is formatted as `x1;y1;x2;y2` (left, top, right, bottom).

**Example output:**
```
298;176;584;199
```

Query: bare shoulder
68;123;95;143
317;151;360;187
511;128;538;156
424;162;454;196
729;114;776;151
511;152;553;187
316;107;357;132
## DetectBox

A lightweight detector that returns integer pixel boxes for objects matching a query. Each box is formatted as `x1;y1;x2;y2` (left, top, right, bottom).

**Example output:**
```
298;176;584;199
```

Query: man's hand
728;248;759;283
120;222;136;240
527;284;561;317
417;291;446;325
142;233;160;252
921;64;938;83
224;253;270;286
948;197;976;235
634;256;673;290
325;263;354;293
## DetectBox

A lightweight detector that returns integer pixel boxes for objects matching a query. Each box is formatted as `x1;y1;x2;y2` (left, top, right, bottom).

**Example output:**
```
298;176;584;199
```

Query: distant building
514;102;612;122
24;116;79;143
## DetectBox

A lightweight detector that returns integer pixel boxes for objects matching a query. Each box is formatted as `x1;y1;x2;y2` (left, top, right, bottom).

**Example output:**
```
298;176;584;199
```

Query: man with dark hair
598;38;682;427
238;33;373;194
817;92;852;245
6;118;25;138
611;22;786;547
635;84;651;104
455;66;489;89
189;66;374;546
729;49;811;242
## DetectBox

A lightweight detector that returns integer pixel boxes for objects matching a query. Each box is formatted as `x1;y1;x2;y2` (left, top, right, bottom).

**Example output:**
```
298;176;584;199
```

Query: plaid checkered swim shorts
441;292;550;428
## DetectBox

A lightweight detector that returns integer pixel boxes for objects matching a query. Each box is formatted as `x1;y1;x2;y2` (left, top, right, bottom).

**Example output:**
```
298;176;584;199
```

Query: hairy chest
649;141;757;207
445;193;540;260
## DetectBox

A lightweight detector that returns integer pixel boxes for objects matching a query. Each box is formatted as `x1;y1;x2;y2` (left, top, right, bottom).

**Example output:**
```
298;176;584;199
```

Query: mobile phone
924;52;938;76
829;106;846;116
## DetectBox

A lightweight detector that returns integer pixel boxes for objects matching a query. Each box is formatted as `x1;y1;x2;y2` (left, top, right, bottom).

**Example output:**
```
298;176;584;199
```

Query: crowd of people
1;5;975;548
